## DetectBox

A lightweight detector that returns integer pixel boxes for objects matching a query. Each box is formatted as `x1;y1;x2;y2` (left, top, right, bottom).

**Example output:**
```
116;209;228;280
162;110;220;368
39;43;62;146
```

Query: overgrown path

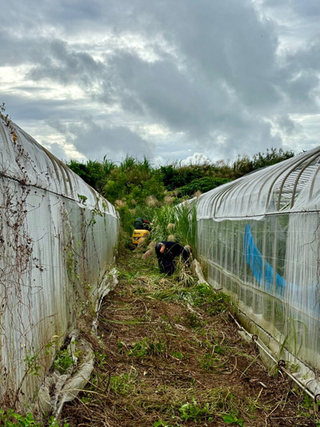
61;249;318;427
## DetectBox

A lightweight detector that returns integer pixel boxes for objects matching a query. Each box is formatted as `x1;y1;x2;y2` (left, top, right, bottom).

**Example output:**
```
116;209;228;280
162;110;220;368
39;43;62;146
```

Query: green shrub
177;177;231;197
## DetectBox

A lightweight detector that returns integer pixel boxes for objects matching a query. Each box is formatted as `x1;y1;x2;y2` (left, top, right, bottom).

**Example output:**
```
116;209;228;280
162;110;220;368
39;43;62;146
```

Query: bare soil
60;249;319;427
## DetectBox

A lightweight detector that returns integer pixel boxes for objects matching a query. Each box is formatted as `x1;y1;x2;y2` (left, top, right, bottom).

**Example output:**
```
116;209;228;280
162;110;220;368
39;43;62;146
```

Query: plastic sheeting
0;115;119;405
196;147;320;375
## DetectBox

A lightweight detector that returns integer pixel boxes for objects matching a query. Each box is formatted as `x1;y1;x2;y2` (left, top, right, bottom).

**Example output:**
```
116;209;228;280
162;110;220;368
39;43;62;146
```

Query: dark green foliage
177;177;231;197
104;171;127;203
67;159;106;193
160;163;216;190
103;156;160;205
232;148;294;178
102;155;116;176
66;149;295;238
141;171;165;202
159;164;193;190
67;160;91;183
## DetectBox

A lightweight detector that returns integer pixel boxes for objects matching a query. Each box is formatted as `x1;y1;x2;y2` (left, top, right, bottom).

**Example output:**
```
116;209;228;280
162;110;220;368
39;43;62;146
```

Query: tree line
67;148;294;241
68;147;294;205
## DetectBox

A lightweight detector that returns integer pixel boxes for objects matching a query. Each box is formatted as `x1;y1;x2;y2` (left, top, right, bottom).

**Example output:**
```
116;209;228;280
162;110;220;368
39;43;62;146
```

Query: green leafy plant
191;283;231;315
198;353;219;370
0;410;68;427
77;194;88;205
177;176;231;197
0;410;38;427
109;372;137;395
127;338;166;358
23;354;41;377
222;413;244;426
172;351;186;360
53;349;74;374
178;398;212;422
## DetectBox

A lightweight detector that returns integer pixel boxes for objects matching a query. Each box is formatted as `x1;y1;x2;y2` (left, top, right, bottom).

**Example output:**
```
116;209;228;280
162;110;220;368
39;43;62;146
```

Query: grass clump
126;338;166;358
109;371;138;396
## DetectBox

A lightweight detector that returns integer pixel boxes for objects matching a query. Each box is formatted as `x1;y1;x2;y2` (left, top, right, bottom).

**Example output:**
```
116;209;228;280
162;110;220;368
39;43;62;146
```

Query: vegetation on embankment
67;149;294;207
67;148;294;242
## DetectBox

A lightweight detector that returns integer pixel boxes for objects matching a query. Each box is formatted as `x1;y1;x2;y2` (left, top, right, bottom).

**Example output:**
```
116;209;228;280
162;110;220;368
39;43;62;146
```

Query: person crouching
155;241;192;276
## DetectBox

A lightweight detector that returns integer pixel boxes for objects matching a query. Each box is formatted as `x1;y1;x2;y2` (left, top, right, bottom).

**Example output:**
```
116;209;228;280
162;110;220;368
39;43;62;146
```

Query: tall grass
175;202;197;254
151;202;197;256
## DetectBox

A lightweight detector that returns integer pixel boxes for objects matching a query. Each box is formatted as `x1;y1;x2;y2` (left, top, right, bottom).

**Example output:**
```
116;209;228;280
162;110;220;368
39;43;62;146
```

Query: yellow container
131;229;150;246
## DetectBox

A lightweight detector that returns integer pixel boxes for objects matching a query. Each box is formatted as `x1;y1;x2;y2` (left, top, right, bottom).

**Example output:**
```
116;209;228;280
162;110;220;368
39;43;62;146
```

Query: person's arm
181;246;192;264
159;241;182;256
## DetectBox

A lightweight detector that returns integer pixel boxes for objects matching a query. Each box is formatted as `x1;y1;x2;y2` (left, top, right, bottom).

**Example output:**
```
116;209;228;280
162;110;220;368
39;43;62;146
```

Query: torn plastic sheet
37;269;119;419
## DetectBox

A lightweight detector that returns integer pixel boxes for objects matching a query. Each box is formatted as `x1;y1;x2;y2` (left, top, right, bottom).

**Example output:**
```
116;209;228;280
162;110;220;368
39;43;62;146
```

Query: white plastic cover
196;147;320;374
0;115;119;405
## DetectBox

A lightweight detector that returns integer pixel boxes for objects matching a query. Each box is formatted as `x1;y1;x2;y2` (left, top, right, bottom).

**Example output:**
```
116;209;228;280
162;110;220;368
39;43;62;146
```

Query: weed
302;394;314;410
134;286;147;295
191;283;231;314
172;351;187;360
188;311;203;328
240;354;260;378
127;338;166;358
151;203;197;254
94;351;108;367
222;413;244;426
23;354;41;377
58;249;317;427
77;194;88;205
279;318;307;362
178;398;213;422
198;353;218;370
53;349;74;374
109;372;137;395
0;410;38;427
214;344;225;355
0;410;69;427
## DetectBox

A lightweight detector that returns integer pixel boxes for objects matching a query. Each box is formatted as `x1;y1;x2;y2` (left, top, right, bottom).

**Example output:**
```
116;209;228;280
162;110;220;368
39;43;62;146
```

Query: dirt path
60;249;318;426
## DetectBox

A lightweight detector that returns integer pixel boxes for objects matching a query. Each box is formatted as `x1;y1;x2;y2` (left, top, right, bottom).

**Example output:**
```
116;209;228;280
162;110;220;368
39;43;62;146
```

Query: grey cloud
26;39;104;87
55;117;155;161
280;38;320;112
48;142;69;161
1;0;319;165
0;30;35;66
105;47;285;158
122;0;281;107
264;0;320;19
284;73;320;112
276;115;300;136
286;37;320;75
110;53;219;133
210;116;283;161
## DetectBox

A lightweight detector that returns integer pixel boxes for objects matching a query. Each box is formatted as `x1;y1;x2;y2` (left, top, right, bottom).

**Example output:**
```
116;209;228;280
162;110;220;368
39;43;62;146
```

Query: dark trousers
155;243;175;276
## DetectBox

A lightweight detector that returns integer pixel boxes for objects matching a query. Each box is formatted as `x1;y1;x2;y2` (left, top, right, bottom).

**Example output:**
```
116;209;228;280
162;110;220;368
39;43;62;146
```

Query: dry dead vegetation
60;249;319;427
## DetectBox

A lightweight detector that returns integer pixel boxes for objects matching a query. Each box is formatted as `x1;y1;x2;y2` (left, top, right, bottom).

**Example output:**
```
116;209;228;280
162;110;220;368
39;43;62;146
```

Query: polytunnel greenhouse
0;115;119;405
196;146;320;390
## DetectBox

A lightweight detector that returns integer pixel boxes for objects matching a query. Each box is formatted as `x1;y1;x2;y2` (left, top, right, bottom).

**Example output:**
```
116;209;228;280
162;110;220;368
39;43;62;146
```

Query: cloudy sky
1;0;319;166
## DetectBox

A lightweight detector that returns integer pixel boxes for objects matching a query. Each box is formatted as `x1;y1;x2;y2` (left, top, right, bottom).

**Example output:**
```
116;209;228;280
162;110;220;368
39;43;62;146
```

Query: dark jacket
155;241;191;275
